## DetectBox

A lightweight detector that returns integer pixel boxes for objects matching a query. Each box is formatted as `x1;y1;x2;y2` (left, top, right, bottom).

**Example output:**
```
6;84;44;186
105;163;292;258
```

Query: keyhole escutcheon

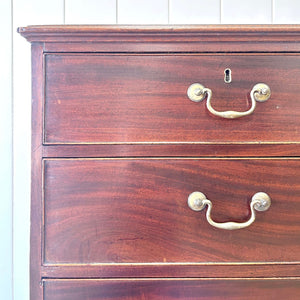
224;68;232;83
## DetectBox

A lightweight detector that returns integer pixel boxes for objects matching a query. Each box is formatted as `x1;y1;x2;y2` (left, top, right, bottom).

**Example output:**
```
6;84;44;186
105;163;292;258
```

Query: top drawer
44;54;300;144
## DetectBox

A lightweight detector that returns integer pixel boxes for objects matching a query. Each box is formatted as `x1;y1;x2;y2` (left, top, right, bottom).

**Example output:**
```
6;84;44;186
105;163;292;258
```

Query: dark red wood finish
17;24;300;43
18;26;300;299
42;143;300;158
31;43;44;300
44;54;300;144
43;278;300;300
40;263;300;279
43;158;300;264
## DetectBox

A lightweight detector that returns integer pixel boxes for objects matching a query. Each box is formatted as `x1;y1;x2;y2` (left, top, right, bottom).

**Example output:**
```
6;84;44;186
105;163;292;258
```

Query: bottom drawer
43;278;300;300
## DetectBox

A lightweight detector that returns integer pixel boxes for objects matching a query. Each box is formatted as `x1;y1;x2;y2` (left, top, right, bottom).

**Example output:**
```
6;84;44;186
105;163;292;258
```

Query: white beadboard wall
0;1;12;300
1;0;299;299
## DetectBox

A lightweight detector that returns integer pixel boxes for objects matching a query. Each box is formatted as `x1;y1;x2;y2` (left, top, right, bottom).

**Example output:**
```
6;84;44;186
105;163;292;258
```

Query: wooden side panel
31;43;44;300
43;158;300;264
43;278;300;300
44;54;300;144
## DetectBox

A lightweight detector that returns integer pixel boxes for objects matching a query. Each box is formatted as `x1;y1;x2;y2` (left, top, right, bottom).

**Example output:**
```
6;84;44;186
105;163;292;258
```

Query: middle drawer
43;158;300;265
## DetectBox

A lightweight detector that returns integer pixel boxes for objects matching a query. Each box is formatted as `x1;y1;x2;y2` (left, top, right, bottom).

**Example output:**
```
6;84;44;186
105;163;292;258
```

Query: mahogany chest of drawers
19;25;300;299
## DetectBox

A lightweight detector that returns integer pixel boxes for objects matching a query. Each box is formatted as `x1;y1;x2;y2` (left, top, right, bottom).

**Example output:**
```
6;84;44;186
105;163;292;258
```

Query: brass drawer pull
187;83;271;119
188;192;271;230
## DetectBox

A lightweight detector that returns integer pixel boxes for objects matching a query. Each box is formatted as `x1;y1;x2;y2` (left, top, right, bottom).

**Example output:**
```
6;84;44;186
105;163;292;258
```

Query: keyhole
224;68;232;83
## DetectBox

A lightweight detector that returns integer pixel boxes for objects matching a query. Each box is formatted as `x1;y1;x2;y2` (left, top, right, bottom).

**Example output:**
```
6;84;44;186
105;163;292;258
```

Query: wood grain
44;54;300;144
43;42;300;53
42;143;300;158
17;24;300;43
20;26;300;299
30;43;44;300
43;158;300;264
18;25;300;53
43;278;300;300
41;264;300;279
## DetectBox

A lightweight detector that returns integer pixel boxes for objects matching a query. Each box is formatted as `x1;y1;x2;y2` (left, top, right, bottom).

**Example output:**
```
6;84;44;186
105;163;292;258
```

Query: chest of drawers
19;25;300;299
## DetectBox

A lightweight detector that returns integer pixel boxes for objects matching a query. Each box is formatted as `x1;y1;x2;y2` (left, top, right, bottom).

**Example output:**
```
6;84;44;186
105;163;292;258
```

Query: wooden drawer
43;158;300;265
43;278;300;300
44;54;300;144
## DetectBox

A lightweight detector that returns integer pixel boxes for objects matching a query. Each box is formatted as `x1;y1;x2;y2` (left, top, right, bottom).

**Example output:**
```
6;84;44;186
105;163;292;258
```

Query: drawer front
44;54;300;144
43;279;300;300
43;158;300;264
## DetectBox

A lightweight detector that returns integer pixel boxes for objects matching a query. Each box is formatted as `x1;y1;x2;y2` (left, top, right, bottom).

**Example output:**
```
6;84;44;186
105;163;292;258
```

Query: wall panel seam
271;0;274;24
168;0;170;24
11;0;14;299
63;0;65;24
116;0;118;24
220;0;223;24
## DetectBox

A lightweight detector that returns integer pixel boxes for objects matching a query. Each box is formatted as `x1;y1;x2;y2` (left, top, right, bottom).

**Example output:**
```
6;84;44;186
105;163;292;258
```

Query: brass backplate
187;83;206;102
253;83;271;102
